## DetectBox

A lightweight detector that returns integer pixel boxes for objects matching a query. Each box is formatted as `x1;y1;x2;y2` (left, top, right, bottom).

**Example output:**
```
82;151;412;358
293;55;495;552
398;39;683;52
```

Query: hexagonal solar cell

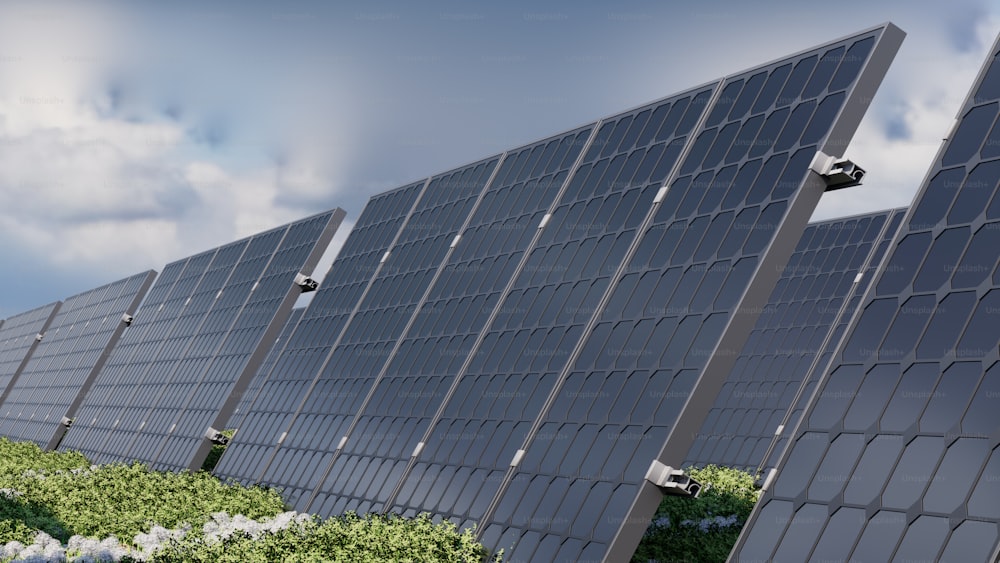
732;31;1000;563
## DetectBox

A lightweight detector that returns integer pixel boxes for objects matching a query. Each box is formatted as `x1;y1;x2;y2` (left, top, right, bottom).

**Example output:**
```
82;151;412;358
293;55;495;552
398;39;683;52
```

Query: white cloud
814;8;1000;220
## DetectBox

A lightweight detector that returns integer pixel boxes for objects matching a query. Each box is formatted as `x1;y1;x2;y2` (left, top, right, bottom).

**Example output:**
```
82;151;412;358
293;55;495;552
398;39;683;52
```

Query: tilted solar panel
685;209;905;472
0;303;61;406
213;183;425;484
213;23;903;563
474;25;903;562
0;271;155;449
243;158;502;507
376;89;709;532
222;306;306;448
730;31;1000;563
301;126;597;516
58;209;345;471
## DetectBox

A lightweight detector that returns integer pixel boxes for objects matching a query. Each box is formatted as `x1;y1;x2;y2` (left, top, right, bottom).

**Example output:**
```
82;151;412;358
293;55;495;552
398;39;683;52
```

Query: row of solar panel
0;210;345;472
201;23;904;563
1;22;904;562
3;20;996;562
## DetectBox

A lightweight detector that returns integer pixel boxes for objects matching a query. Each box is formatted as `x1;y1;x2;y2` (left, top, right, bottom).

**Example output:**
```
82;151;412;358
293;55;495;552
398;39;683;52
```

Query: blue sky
0;0;998;318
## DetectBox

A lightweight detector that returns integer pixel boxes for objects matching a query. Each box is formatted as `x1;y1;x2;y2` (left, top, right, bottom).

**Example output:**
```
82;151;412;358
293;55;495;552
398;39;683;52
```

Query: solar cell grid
477;25;903;562
59;258;204;461
58;210;344;470
373;89;711;533
304;126;596;517
731;30;1000;563
247;159;499;507
213;183;425;483
684;208;904;472
0;303;61;407
0;271;155;449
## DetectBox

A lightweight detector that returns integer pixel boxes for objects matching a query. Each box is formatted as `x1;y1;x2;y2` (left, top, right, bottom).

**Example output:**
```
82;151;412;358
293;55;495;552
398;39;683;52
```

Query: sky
0;0;998;318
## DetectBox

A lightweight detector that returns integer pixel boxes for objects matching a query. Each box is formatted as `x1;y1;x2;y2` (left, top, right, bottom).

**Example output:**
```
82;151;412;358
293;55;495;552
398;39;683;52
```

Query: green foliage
0;438;496;561
632;465;760;563
0;437;89;475
145;513;496;563
200;429;236;473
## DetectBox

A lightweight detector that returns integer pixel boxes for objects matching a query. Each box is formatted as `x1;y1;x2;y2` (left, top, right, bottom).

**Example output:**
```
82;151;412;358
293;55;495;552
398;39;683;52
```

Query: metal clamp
294;273;319;293
203;427;230;445
645;460;702;498
810;150;866;191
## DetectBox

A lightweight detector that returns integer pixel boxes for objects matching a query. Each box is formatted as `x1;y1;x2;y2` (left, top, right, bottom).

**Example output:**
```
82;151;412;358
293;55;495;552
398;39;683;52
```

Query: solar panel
476;26;902;562
0;271;155;449
372;90;709;530
213;183;426;485
730;31;1000;563
301;126;596;516
685;209;905;472
223;306;306;443
233;157;502;507
58;209;345;471
0;302;61;405
210;23;903;562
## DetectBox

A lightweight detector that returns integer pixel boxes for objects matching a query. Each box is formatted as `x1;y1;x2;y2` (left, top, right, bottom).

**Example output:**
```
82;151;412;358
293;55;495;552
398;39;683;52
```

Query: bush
145;512;495;563
633;465;760;563
0;438;496;562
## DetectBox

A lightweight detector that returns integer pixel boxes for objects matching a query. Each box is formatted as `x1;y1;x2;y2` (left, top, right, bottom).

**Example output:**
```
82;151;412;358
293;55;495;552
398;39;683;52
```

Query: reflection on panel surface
0;271;155;449
731;32;1000;563
685;209;904;472
58;210;344;471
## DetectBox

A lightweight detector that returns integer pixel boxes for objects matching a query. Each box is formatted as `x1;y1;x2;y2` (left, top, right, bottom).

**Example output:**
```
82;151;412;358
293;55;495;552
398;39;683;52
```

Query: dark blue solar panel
222;306;305;457
0;271;155;449
475;25;902;562
237;159;500;507
375;92;708;532
685;209;904;472
0;303;61;409
209;24;903;563
213;184;425;483
58;210;344;470
732;31;1000;563
304;126;595;517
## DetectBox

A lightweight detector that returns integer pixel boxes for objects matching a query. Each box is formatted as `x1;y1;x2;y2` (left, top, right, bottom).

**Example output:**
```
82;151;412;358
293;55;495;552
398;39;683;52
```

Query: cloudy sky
0;0;997;318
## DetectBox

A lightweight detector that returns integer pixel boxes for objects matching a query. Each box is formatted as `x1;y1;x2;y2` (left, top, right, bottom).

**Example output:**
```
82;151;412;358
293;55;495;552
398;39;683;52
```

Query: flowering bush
0;439;495;562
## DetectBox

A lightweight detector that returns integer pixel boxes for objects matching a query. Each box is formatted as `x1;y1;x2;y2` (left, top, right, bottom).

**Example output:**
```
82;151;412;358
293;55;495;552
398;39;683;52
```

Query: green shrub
632;465;760;563
0;439;496;561
144;513;496;563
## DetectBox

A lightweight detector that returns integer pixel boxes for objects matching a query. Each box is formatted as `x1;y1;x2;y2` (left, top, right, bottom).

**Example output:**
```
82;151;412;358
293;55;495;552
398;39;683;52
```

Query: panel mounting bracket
645;460;701;498
203;426;230;445
294;273;319;293
810;150;866;191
